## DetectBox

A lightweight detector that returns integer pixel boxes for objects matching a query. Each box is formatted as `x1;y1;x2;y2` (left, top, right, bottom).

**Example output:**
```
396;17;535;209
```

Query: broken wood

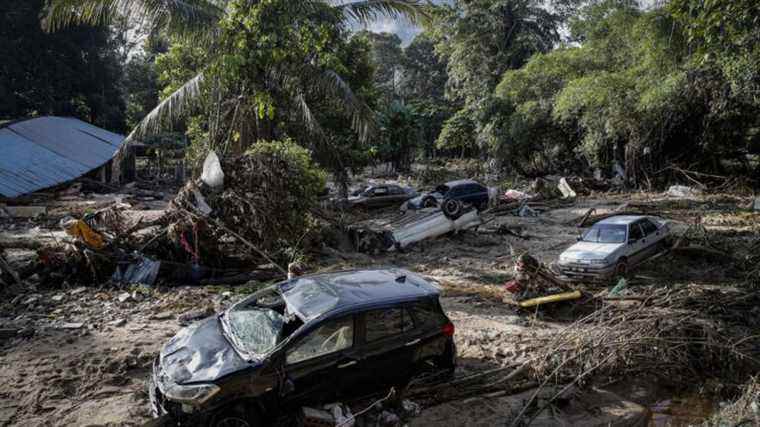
178;207;287;276
577;208;596;227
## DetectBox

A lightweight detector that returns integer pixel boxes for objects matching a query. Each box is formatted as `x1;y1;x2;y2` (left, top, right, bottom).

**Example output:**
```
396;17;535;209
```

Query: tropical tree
355;31;405;106
43;0;427;146
431;0;560;154
1;0;125;131
376;101;420;171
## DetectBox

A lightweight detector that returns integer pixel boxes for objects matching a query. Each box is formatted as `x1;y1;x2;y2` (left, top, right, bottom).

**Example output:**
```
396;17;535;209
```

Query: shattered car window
286;316;353;364
225;288;288;356
228;307;285;355
582;224;627;244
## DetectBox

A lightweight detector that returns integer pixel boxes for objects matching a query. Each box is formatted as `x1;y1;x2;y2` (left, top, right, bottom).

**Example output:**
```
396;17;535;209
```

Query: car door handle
405;339;421;347
338;361;357;369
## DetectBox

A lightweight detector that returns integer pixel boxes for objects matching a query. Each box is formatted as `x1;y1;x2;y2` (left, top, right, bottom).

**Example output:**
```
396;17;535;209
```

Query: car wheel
212;405;260;427
442;199;464;220
614;259;628;279
422;196;438;208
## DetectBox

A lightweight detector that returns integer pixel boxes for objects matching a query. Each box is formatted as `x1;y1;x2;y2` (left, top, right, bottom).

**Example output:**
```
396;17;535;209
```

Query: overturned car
150;268;456;426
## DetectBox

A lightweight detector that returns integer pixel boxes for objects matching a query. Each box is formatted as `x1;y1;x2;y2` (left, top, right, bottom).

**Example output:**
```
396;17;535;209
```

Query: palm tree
43;0;428;145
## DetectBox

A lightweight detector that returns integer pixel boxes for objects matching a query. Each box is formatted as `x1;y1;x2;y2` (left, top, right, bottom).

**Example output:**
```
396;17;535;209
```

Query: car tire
422;196;438;208
211;404;261;427
442;199;464;220
614;259;628;280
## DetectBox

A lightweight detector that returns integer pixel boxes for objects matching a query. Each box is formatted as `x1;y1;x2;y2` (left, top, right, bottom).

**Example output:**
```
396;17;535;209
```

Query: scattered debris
63;218;107;250
503;189;530;202
557;177;577;199
200;151;225;190
108;319;127;327
504;252;574;307
177;306;214;325
59;322;84;329
666;185;702;198
0;205;47;218
112;255;161;286
117;292;132;303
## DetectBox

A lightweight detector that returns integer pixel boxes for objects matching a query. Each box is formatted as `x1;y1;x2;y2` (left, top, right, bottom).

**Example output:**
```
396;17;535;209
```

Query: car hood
160;317;251;385
561;241;624;262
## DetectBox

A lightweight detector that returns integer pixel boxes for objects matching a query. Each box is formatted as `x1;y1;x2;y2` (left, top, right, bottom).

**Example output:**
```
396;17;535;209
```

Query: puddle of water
649;394;717;426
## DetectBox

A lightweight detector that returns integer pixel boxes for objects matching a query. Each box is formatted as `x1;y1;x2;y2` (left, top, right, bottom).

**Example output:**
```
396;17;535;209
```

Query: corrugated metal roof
0;117;125;198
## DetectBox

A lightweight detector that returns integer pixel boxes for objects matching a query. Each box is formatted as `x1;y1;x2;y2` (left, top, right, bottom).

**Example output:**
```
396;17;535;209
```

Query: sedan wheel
614;261;628;278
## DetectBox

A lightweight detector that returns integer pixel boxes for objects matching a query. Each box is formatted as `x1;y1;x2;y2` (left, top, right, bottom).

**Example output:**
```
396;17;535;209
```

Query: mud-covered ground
1;192;757;426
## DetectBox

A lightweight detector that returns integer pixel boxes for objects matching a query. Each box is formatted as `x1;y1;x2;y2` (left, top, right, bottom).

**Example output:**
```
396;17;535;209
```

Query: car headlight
589;259;608;265
163;383;220;405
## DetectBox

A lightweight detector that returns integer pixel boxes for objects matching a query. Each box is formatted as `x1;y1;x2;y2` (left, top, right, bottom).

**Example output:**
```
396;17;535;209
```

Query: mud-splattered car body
149;268;456;426
557;215;670;281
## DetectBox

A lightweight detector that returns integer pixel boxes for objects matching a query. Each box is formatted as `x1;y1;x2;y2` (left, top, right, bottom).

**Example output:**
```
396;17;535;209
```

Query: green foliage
432;0;560;155
245;139;327;205
355;31;404;105
401;33;448;103
436;107;477;154
376;101;420;171
124;37;167;129
243;138;326;248
670;0;760;104
490;0;760;181
0;0;125;131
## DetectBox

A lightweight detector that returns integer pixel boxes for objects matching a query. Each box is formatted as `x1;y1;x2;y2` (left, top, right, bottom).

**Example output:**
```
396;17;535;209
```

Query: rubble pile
170;147;325;259
528;286;760;387
1;145;327;290
704;377;760;426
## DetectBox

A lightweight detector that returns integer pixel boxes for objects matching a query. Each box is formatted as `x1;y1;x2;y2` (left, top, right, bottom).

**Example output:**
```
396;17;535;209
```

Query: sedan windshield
582;224;627;243
225;289;286;356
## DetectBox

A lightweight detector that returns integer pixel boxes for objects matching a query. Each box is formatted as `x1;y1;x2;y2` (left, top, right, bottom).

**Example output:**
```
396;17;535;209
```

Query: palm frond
43;0;224;38
331;0;429;25
127;71;205;141
317;70;378;143
294;93;327;138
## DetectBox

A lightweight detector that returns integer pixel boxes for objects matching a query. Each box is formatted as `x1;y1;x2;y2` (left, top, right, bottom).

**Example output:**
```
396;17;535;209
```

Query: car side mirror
628;239;636;245
576;236;582;242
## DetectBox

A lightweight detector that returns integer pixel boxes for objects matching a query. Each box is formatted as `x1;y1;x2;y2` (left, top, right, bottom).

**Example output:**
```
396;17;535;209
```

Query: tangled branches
704;377;760;426
167;140;327;266
529;286;760;388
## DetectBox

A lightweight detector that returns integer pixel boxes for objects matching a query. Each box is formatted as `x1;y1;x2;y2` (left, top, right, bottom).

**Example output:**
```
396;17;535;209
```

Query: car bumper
557;263;616;281
149;357;170;418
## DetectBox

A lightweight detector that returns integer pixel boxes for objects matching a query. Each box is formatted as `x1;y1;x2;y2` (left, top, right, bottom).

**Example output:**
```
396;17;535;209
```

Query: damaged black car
149;268;457;426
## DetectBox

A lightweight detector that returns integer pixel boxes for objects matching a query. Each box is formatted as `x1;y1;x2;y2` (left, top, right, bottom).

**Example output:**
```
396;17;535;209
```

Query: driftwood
200;270;279;286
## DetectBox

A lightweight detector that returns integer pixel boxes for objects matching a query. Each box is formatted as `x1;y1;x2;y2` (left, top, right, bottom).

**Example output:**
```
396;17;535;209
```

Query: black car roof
444;179;482;187
279;268;440;321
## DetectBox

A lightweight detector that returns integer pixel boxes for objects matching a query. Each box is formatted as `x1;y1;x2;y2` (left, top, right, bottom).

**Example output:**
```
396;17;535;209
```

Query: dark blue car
150;268;457;426
404;179;490;212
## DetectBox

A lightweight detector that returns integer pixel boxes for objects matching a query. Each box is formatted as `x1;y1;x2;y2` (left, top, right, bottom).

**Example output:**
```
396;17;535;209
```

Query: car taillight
442;322;455;337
